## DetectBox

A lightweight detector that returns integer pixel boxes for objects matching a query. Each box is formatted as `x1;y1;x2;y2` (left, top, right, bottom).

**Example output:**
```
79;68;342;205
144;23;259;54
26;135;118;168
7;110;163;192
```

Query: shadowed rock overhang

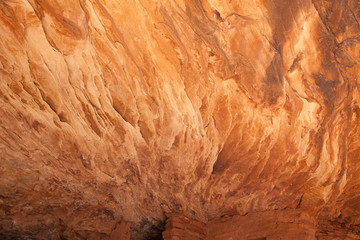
0;0;359;239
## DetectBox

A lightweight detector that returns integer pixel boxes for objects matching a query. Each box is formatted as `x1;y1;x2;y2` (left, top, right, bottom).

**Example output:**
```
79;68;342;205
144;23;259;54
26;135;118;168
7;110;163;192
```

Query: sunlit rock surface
0;0;359;239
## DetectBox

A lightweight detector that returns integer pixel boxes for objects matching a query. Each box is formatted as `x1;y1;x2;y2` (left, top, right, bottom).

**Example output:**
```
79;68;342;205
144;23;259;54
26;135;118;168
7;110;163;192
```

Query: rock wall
207;209;316;240
162;210;317;240
110;221;130;240
0;0;359;239
163;210;359;240
163;213;206;240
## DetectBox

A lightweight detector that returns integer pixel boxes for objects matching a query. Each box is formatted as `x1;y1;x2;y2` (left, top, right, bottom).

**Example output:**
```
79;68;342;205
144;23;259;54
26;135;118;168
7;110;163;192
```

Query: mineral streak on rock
0;0;359;239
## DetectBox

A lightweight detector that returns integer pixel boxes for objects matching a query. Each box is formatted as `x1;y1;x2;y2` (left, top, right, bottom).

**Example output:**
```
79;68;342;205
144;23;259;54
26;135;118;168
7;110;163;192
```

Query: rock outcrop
0;0;359;239
163;210;316;240
163;213;206;240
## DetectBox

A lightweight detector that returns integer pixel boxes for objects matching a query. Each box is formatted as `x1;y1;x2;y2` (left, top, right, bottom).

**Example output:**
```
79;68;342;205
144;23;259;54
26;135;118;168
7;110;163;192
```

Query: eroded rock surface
0;0;359;239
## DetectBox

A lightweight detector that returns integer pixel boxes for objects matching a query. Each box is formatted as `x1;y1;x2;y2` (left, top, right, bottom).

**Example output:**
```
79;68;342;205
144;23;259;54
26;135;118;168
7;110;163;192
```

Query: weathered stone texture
163;213;206;240
0;0;359;239
207;209;316;240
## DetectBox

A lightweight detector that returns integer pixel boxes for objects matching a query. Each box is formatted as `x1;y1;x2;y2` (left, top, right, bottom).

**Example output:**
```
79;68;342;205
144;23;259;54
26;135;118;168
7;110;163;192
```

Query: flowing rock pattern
0;0;359;239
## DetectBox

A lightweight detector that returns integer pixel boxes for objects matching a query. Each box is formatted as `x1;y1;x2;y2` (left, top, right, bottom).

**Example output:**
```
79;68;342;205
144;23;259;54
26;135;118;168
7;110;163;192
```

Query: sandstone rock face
163;213;206;240
0;0;359;239
207;209;317;240
163;210;316;240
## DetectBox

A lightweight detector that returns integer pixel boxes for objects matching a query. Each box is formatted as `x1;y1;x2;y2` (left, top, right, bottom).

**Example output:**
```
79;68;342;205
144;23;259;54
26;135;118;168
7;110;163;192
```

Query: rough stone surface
207;209;316;240
0;0;359;239
163;213;206;240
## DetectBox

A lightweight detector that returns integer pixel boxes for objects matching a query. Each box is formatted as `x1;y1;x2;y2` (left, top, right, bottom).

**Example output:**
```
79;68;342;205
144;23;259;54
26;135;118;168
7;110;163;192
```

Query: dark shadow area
130;219;165;240
144;224;164;240
0;233;36;240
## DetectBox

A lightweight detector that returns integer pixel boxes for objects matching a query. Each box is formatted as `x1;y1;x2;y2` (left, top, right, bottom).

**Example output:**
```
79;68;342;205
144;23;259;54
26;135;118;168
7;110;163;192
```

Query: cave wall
0;0;359;239
163;210;359;240
207;209;316;240
163;213;206;240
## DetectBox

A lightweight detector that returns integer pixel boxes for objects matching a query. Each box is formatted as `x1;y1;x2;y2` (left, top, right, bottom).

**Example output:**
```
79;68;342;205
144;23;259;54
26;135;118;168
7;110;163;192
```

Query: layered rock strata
163;210;360;239
207;210;316;240
163;210;316;240
163;213;206;240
